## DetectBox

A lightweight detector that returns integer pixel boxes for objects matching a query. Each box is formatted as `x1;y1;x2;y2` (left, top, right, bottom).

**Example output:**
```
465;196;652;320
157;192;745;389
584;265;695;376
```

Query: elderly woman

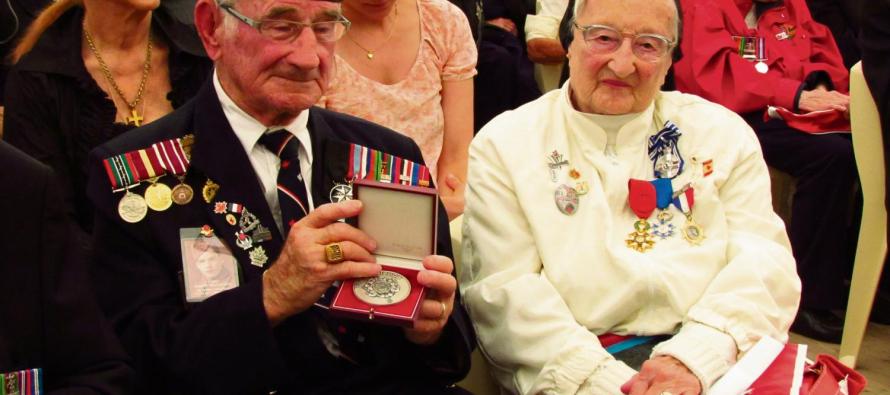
3;0;211;240
459;0;801;393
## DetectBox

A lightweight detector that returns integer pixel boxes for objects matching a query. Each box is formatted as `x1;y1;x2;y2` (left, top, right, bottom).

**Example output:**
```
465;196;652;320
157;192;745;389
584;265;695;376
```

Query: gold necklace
346;3;398;60
83;26;153;126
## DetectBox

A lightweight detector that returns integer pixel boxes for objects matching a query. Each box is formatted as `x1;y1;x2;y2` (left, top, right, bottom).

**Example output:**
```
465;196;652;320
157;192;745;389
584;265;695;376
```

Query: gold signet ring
324;243;345;263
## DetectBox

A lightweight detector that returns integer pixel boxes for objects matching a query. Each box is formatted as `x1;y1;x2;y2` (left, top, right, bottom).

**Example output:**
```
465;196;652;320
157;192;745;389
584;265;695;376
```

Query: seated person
3;0;212;241
318;0;477;220
85;0;474;393
524;0;569;92
460;0;801;393
672;0;856;343
0;141;134;394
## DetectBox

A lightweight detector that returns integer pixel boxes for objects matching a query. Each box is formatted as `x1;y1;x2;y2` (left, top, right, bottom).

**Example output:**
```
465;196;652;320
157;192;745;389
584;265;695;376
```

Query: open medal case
330;179;438;327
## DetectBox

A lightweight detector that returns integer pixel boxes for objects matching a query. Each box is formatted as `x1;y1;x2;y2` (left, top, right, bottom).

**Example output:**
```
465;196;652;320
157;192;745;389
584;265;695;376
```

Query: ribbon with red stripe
0;368;42;395
153;137;190;176
347;144;430;187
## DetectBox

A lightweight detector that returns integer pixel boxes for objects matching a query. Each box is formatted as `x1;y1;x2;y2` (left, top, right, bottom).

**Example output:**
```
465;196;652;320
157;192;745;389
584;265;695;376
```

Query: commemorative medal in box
330;179;438;326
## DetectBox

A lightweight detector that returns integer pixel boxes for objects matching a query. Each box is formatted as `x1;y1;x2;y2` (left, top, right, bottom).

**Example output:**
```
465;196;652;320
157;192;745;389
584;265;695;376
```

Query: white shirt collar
213;69;313;164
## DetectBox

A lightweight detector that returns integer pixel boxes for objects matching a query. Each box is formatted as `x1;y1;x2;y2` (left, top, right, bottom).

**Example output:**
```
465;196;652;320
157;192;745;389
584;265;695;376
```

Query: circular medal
682;220;706;245
329;183;353;203
118;192;148;223
755;61;769;74
554;184;579;215
144;182;173;211
353;270;411;306
171;183;194;205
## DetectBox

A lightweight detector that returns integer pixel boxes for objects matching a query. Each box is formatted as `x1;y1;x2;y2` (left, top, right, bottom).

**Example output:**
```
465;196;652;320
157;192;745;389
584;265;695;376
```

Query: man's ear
194;0;225;60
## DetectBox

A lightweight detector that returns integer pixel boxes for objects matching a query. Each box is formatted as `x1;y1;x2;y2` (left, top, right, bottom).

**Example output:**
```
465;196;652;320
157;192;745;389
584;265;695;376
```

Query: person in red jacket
673;0;857;344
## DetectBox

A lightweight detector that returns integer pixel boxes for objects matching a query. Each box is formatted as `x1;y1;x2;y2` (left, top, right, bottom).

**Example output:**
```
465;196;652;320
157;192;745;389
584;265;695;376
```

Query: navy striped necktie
259;130;309;234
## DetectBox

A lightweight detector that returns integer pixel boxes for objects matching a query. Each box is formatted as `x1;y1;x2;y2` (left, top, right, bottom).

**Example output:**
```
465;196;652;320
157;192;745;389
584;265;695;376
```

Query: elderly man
460;0;800;393
85;0;473;393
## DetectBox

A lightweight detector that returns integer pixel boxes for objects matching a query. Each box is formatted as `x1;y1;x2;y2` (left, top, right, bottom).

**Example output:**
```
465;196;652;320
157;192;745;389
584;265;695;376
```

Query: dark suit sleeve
86;149;296;395
19;146;134;394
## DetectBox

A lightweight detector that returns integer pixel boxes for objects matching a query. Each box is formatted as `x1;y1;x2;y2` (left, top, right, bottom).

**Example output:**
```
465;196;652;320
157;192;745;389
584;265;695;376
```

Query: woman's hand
621;356;702;395
439;174;465;221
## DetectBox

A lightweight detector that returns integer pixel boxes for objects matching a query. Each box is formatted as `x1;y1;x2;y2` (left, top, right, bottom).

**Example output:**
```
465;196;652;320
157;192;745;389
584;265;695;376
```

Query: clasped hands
261;200;455;345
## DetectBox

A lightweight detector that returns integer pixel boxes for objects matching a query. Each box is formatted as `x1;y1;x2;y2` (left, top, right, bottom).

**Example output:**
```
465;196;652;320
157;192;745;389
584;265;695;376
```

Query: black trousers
744;113;859;309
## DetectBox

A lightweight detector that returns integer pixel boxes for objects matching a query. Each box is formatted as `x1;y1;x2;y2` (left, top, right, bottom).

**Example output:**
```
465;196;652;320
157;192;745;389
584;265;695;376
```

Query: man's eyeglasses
220;4;351;43
573;23;676;62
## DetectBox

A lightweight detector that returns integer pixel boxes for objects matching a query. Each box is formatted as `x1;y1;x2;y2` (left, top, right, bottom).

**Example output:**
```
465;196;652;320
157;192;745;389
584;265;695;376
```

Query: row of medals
118;176;212;224
547;150;705;252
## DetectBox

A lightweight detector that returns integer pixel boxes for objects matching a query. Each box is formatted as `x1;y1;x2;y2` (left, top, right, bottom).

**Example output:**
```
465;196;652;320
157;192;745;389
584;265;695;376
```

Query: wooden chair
450;215;502;395
839;61;888;368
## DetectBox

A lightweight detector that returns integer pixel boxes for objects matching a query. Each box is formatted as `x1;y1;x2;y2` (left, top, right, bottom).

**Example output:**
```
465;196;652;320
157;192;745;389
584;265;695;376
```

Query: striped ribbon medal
102;136;192;223
673;187;705;245
332;144;431;203
152;137;192;205
1;368;42;395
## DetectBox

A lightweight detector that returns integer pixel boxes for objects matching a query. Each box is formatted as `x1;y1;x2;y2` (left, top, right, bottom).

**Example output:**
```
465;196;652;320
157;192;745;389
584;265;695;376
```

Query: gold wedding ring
324;243;345;263
439;301;447;319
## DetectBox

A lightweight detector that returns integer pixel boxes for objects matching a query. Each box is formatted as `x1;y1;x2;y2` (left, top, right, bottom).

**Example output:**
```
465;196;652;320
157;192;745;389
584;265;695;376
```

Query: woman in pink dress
319;0;477;220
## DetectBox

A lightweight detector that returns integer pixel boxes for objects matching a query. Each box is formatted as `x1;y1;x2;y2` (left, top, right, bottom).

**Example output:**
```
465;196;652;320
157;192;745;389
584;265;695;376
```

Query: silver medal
118;191;148;223
353;270;411;306
329;182;353;203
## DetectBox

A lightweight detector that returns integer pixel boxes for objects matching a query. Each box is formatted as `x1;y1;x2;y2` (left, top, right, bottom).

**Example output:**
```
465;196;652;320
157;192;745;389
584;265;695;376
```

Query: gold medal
625;219;655;252
144;181;173;211
202;179;220;203
172;182;193;205
118;191;148;223
681;215;705;245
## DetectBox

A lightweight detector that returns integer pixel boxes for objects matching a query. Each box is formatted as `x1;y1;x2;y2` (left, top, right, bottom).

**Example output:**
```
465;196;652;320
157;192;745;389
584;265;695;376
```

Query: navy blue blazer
86;81;474;395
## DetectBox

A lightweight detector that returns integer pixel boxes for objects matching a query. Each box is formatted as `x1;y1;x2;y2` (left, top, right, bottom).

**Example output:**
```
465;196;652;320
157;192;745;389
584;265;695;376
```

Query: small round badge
172;183;194;205
755;61;769;74
118;192;148;223
353;271;411;306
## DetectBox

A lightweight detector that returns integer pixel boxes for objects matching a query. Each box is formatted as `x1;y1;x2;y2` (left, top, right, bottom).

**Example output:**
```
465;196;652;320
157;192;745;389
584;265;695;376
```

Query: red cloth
674;0;848;114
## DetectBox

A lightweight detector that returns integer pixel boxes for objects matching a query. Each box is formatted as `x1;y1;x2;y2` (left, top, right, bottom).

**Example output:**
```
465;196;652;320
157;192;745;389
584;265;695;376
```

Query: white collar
213;69;313;164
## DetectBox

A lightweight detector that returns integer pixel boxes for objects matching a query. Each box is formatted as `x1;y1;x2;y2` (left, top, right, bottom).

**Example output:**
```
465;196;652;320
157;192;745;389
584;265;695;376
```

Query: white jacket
460;85;801;394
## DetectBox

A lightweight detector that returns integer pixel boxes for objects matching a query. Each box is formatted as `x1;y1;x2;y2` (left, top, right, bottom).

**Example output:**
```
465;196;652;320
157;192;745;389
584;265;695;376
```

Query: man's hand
403;255;457;345
798;86;850;113
621;356;702;395
527;38;567;65
487;17;518;36
439;174;465;221
262;200;381;326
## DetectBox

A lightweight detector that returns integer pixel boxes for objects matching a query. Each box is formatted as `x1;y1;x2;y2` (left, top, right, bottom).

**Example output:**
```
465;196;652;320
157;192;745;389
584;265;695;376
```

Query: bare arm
437;78;474;221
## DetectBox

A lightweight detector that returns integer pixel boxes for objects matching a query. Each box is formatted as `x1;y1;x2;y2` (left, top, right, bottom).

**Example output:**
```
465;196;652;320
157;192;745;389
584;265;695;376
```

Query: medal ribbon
672;188;695;214
757;37;765;61
647;121;685;179
347;143;429;187
651;178;673;209
0;368;42;395
628;179;657;220
154;137;190;176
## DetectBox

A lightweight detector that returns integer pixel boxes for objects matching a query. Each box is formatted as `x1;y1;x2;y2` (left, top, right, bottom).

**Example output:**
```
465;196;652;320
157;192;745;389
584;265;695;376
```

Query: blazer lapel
187;83;284;280
308;110;351;208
